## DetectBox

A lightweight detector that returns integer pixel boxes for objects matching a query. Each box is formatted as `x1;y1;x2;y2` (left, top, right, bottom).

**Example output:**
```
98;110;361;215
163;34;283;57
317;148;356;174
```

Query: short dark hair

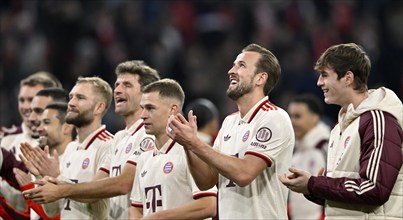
289;94;323;115
142;79;185;111
45;102;68;124
242;44;281;95
314;43;371;92
36;88;69;103
45;102;77;140
115;60;160;89
185;98;219;129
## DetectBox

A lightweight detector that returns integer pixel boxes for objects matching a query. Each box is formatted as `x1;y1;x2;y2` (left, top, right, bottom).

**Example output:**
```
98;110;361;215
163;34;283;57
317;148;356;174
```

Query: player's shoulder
96;128;114;142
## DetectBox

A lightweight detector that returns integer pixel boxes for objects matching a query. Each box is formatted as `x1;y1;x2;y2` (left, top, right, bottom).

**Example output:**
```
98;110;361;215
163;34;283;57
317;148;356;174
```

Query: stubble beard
65;111;93;128
226;81;253;101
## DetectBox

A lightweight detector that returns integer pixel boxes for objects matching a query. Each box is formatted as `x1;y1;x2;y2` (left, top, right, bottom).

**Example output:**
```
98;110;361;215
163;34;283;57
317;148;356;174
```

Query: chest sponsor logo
256;127;272;142
344;136;351;148
163;162;174;174
82;158;90;169
224;134;231;141
125;143;133;154
140;137;154;152
242;130;250;142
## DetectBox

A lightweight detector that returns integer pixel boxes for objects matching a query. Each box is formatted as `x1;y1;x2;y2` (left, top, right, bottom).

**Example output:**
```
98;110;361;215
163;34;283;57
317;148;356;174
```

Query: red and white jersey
109;119;154;219
58;125;113;219
213;97;294;219
130;139;217;216
0;123;38;160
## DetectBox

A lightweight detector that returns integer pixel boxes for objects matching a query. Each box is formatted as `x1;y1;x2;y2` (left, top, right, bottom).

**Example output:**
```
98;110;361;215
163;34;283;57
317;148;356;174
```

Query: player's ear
256;72;268;86
169;103;179;115
94;101;106;116
344;71;354;87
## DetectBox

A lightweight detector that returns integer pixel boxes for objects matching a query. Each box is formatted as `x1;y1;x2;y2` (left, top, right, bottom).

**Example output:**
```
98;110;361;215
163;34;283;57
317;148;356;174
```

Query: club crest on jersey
82;158;90;169
140;137;154;152
344;136;351;148
256;127;272;142
242;130;250;142
163;162;174;174
125;143;133;154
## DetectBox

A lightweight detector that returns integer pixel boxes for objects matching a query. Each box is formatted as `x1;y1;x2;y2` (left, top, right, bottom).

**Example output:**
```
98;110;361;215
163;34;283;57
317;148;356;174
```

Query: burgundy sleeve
308;111;403;206
0;148;28;189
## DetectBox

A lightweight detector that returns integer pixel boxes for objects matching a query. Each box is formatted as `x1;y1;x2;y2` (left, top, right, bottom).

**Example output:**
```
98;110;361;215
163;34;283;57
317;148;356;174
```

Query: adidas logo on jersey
141;170;147;177
66;162;71;168
224;134;231;141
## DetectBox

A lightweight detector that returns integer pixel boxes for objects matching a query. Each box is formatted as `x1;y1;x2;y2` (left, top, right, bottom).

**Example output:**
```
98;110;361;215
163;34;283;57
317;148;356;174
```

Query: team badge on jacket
242;130;250;142
163;162;173;174
82;158;90;169
344;136;351;148
125;143;133;154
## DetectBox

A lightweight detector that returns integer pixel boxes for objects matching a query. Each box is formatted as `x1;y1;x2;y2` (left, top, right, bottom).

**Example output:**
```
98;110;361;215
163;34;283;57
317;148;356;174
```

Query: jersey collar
153;139;175;156
126;119;144;136
239;96;276;124
76;125;111;150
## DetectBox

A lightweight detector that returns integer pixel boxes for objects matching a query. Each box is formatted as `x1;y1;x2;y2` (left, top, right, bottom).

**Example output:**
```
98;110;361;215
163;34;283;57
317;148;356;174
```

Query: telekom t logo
145;185;162;212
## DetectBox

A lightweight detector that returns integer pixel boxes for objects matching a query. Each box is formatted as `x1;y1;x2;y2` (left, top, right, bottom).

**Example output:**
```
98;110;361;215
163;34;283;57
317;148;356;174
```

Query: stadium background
1;0;402;133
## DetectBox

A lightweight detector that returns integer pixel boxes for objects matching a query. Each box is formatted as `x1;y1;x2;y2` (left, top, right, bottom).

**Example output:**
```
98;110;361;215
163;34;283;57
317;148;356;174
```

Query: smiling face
317;66;350;107
18;84;45;127
114;73;142;117
28;95;53;137
66;83;97;128
226;51;260;100
37;108;63;148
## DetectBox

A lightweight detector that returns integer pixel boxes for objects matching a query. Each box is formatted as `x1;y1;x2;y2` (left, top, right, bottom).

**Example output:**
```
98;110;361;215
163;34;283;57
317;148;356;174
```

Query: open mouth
115;97;127;105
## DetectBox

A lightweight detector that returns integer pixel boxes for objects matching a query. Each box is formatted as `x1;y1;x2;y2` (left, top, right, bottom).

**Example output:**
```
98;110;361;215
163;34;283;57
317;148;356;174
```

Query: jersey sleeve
308;111;403;206
245;111;294;166
130;157;143;208
97;140;113;174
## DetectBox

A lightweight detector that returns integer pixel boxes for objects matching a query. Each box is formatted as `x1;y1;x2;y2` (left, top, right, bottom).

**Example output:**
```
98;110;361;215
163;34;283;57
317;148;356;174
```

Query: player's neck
54;137;72;156
236;91;265;118
340;90;369;112
76;120;103;143
124;110;142;129
155;134;170;150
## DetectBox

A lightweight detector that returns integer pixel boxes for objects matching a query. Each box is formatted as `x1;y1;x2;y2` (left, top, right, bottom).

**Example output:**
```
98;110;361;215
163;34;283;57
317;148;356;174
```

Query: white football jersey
108;119;154;219
130;139;217;216
213;97;294;219
58;125;113;219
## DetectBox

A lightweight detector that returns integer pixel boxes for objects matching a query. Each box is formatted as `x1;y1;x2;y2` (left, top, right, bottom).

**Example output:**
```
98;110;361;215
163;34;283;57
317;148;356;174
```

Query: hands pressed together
15;142;63;204
22;176;63;204
19;142;60;178
278;167;325;195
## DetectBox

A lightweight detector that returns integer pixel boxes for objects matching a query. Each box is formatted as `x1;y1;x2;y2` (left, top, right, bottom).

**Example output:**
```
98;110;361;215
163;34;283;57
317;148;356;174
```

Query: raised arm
168;112;269;189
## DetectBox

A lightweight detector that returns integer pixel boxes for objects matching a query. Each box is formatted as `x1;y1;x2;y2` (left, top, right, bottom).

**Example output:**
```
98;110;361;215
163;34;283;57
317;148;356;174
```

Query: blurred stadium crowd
1;0;402;133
